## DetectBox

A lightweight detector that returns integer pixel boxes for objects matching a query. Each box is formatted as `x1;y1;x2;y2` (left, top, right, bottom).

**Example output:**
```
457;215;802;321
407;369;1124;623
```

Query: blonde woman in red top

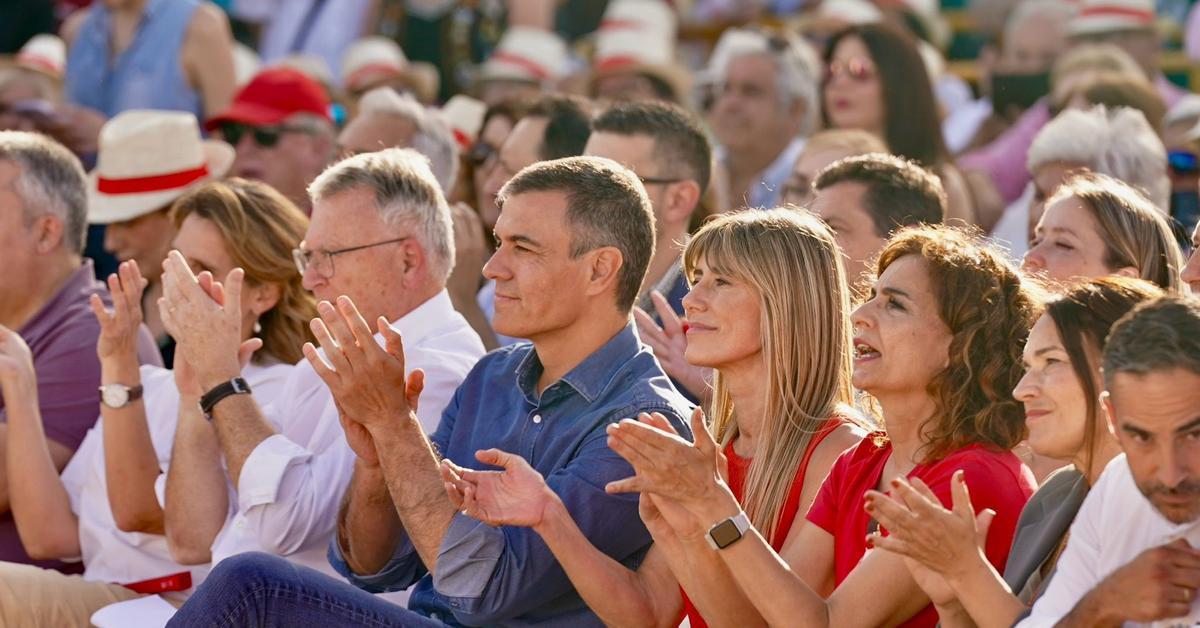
439;209;865;627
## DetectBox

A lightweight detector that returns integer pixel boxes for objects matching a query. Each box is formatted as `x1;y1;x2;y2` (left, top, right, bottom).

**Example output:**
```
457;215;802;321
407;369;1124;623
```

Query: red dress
806;433;1036;627
681;420;846;628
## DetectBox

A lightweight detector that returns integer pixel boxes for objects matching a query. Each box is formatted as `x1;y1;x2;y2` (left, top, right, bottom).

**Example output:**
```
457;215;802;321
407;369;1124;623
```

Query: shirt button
532;414;542;424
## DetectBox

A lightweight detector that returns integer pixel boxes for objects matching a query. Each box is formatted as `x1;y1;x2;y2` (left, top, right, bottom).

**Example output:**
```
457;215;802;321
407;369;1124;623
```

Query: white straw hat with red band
341;36;440;103
440;95;487;151
590;0;690;99
1069;0;1156;36
88;110;234;225
0;34;66;80
478;26;569;84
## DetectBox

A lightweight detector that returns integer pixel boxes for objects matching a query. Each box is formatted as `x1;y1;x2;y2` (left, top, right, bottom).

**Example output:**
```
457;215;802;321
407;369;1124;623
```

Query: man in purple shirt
0;131;159;570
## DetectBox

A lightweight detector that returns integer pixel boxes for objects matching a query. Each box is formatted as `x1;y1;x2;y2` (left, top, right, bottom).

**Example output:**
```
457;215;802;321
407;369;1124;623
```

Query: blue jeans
166;553;445;628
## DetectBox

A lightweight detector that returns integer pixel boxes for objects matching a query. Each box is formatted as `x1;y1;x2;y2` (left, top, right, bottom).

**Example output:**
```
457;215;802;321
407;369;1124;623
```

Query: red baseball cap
205;67;331;131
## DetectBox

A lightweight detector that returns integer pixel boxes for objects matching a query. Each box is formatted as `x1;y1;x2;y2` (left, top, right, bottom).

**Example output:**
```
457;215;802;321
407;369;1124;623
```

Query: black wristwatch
199;377;252;421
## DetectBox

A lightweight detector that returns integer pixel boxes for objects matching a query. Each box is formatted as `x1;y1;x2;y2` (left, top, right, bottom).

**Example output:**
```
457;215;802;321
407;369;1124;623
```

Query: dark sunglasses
220;122;309;148
467;141;497;167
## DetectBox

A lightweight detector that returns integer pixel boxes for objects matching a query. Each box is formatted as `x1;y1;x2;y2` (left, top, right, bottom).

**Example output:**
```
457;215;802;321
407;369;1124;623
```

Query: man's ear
663;180;703;228
34;214;65;254
399;237;429;286
585;246;624;300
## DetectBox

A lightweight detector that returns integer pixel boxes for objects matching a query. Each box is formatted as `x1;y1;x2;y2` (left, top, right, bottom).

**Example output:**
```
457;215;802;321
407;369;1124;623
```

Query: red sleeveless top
680;419;844;628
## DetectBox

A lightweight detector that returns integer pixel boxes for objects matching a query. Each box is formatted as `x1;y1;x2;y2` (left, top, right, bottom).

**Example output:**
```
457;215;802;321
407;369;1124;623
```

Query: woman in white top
0;179;315;624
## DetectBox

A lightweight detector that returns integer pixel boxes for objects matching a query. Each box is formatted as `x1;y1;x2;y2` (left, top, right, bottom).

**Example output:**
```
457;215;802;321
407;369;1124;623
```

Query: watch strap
705;510;752;550
199;377;252;420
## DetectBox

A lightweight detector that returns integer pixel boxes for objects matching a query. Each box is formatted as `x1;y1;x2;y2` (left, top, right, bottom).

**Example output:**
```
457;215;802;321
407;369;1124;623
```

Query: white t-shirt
1019;454;1200;627
61;360;291;589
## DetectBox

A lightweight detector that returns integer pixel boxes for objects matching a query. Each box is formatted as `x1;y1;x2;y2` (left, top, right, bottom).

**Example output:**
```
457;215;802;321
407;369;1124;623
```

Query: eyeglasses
638;174;683;186
467;141;497;167
825;58;876;84
220;122;313;148
292;236;411;278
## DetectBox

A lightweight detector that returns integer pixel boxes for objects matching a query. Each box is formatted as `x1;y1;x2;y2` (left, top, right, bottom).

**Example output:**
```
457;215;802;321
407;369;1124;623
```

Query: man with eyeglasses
155;148;484;592
205;67;337;212
586;101;712;400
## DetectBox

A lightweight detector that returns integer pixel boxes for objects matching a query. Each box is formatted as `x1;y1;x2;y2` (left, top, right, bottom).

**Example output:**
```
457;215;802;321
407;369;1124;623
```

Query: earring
253;320;262;335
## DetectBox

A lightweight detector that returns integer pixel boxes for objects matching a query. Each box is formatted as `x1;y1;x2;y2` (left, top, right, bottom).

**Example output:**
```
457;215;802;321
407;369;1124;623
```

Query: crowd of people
1;0;1200;626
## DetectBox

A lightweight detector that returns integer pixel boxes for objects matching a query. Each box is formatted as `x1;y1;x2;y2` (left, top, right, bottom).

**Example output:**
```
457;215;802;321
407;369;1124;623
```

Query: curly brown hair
875;226;1042;462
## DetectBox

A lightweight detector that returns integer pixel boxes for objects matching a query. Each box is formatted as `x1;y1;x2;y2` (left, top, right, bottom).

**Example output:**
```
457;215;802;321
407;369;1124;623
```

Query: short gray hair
308;148;455;282
0;131;87;254
1028;105;1170;210
718;32;821;135
1103;296;1200;390
357;87;460;194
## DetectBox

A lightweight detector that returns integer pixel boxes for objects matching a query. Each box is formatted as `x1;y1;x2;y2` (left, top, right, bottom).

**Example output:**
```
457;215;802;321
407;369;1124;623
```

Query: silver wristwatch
99;383;143;409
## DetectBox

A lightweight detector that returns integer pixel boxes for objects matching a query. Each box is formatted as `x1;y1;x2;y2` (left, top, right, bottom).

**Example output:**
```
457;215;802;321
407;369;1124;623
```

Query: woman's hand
89;261;148;363
864;470;994;587
440;449;562;529
0;325;36;397
606;408;740;531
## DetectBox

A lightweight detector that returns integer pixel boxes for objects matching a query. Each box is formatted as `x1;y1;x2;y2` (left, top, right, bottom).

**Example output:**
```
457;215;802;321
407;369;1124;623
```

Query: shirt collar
515;322;642;405
384;289;459;347
20;260;98;336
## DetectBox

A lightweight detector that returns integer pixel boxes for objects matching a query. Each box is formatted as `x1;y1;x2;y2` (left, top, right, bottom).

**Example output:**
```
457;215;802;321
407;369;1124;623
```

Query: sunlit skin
849;255;953;396
171;214;276;338
823;36;885;139
103;208;175;282
781;146;858;208
1027;161;1084;243
479;116;546;229
809;181;887;289
337;113;416;157
709;55;797;155
1105;368;1200;525
1181;222;1200;293
1023;196;1135;285
1014;315;1093;462
680;258;763;373
472;114;516;235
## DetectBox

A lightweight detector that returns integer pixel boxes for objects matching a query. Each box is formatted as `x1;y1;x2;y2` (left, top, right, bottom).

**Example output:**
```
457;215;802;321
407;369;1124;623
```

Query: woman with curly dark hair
588;225;1040;627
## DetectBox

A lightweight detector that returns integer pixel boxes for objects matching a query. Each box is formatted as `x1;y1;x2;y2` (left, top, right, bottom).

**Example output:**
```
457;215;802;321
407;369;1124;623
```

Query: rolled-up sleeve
433;405;687;625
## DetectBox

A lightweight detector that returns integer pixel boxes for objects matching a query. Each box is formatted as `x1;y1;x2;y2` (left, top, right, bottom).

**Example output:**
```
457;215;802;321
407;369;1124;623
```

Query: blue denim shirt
329;323;692;627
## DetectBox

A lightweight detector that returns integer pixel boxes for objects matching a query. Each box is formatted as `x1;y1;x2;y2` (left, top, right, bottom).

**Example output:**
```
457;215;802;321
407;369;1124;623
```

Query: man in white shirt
158;148;485;578
1021;296;1200;627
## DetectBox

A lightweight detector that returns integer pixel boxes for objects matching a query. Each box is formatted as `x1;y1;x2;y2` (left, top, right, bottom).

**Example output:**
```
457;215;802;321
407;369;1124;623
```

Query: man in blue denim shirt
166;156;693;627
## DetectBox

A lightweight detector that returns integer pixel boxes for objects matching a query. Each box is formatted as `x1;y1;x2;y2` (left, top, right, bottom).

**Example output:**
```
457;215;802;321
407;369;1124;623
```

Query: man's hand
0;325;36;396
159;251;243;390
302;296;423;434
633;291;711;400
89;260;148;363
1064;539;1200;626
440;449;561;529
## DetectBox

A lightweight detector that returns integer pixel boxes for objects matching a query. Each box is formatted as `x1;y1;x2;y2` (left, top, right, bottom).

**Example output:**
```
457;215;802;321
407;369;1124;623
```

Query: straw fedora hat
590;0;691;102
88;110;234;224
342;36;441;104
1069;0;1156;36
478;26;570;85
0;34;66;81
440;95;487;150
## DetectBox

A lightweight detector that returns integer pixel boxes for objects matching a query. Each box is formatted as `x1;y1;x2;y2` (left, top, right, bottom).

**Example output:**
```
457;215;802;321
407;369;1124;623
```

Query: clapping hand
159;251;244;389
89;261;147;362
864;471;994;606
303;296;423;434
440;449;560;529
0;325;35;395
633;291;711;400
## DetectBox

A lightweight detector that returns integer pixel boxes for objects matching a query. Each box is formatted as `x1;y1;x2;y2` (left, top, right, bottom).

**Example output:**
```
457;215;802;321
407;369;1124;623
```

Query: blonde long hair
170;179;316;365
683;208;859;541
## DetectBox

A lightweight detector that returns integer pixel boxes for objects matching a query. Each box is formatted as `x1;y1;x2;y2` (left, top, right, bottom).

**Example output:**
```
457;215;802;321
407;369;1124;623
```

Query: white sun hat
440;95;487;150
88;110;234;224
478;26;569;84
1069;0;1157;36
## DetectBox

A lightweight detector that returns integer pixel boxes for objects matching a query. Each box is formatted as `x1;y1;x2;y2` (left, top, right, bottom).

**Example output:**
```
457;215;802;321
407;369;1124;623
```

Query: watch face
101;385;129;408
709;519;742;549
